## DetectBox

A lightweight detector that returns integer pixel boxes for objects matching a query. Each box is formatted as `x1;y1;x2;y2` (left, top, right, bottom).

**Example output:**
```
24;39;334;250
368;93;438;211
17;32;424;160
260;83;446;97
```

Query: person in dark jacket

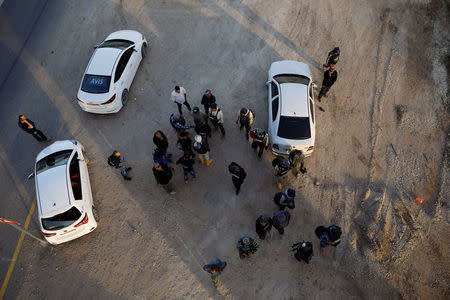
17;115;48;142
153;148;169;166
153;131;169;153
228;162;247;195
170;113;192;136
203;258;227;277
292;241;313;264
318;65;338;101
255;215;273;240
193;135;212;166
272;157;290;190
288;150;306;178
152;162;175;194
176;131;193;153
324;47;340;68
236;236;260;259
107;150;132;180
249;128;269;158
273;189;296;210
272;210;291;235
201;89;216;115
315;225;342;248
235;107;254;139
176;152;196;183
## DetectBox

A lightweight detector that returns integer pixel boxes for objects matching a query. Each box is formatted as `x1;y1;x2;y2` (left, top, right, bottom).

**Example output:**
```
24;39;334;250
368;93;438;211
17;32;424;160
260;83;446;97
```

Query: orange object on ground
415;198;424;204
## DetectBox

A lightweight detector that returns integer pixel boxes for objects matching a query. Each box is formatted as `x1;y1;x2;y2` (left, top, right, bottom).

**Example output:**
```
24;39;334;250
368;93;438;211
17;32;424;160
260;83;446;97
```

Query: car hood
269;60;312;79
36;141;75;161
36;165;71;217
105;30;143;45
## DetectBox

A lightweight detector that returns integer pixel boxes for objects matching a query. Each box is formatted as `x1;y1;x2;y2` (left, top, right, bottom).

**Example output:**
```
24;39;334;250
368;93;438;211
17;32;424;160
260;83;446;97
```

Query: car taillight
74;213;88;227
42;232;56;237
273;144;279;150
101;94;116;105
307;146;314;151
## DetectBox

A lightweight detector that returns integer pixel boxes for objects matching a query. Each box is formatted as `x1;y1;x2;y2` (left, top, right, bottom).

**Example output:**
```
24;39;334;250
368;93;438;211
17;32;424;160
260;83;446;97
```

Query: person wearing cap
176;151;196;183
171;85;191;114
292;241;313;264
236;107;254;139
192;107;211;138
324;47;340;68
208;103;225;137
288;149;306;178
107;150;132;180
249;128;269;158
203;258;227;277
152;162;175;194
318;65;338;101
255;215;273;240
17;115;48;142
273;189;296;210
272;210;291;235
236;236;260;259
201;89;216;116
170;113;192;136
228;162;247;195
193;135;212;166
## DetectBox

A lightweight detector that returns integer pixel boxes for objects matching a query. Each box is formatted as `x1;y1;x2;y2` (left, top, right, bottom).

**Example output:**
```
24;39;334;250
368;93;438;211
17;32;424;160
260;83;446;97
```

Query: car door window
272;96;279;122
114;48;134;83
271;82;279;98
309;99;315;124
309;84;313;98
69;153;82;200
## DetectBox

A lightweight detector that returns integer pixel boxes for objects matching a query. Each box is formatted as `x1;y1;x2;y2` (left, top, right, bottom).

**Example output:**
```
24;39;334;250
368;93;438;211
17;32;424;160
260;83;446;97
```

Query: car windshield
41;206;82;231
98;39;134;50
36;150;72;175
274;74;310;85
81;74;111;93
277;116;311;140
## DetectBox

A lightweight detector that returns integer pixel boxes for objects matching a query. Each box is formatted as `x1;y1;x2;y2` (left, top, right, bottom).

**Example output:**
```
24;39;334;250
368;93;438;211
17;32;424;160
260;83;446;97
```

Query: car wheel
122;89;129;106
141;43;147;58
92;206;99;222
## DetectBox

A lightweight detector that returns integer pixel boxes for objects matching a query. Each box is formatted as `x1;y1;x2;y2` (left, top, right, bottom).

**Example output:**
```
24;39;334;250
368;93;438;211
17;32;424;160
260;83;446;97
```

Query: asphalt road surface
0;0;448;299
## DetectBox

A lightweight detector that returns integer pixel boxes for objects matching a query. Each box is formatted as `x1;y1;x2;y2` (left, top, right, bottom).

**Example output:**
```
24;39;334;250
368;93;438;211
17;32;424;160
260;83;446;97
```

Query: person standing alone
318;65;338;101
17;115;48;142
228;162;246;195
171;85;191;114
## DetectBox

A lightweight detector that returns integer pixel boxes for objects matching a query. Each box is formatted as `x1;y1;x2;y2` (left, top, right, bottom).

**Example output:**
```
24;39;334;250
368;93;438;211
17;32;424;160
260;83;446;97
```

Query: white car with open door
267;60;316;157
31;140;97;245
77;30;148;113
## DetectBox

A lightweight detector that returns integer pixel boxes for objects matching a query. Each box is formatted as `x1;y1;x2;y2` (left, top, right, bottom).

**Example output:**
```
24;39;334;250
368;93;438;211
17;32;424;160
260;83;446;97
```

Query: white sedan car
267;60;316;157
77;30;147;113
32;140;97;245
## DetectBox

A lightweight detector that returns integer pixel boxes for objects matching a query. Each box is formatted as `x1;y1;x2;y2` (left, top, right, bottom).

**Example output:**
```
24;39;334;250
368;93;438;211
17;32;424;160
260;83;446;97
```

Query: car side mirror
27;172;35;180
266;81;270;86
312;82;318;89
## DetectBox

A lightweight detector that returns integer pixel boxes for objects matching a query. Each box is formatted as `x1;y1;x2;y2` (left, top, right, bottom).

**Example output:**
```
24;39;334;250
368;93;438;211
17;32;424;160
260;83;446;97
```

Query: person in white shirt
171;85;192;114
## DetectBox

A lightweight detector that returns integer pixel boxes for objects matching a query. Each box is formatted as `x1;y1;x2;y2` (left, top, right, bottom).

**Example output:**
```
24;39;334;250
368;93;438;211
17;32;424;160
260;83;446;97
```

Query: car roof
280;83;309;117
86;48;122;76
36;165;72;217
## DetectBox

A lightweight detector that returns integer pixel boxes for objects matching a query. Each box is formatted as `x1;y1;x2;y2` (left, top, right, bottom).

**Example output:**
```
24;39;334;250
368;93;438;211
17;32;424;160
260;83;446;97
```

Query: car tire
92;206;99;222
122;89;129;106
141;43;147;59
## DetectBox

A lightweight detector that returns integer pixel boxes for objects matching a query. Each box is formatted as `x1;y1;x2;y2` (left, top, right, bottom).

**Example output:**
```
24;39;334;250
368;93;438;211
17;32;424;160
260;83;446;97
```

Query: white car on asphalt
267;60;316;157
77;30;148;113
32;140;97;245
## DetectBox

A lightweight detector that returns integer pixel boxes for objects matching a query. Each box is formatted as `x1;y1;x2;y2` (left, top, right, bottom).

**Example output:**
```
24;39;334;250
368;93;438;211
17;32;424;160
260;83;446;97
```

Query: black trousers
318;85;332;99
251;141;265;157
273;224;284;235
232;177;244;194
30;129;47;141
176;101;192;114
212;121;225;136
239;123;251;139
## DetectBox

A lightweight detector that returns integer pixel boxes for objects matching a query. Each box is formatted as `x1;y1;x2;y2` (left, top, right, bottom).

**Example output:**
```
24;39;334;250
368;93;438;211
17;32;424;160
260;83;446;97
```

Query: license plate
61;228;76;235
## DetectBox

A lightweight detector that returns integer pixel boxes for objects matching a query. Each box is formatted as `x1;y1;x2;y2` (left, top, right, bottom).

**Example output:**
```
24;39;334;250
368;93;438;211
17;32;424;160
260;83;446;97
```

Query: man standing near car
171;85;191;114
288;150;307;178
201;89;216;116
318;65;338;101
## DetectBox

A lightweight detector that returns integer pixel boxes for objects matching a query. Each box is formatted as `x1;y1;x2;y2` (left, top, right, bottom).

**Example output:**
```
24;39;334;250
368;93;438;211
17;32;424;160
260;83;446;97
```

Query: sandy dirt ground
0;0;448;299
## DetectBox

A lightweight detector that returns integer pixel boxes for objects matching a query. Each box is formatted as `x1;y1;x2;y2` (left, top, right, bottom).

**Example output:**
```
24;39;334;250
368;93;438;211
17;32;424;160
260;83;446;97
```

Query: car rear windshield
81;74;111;93
277;116;311;140
41;206;82;231
36;150;72;175
98;39;134;50
274;74;310;85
